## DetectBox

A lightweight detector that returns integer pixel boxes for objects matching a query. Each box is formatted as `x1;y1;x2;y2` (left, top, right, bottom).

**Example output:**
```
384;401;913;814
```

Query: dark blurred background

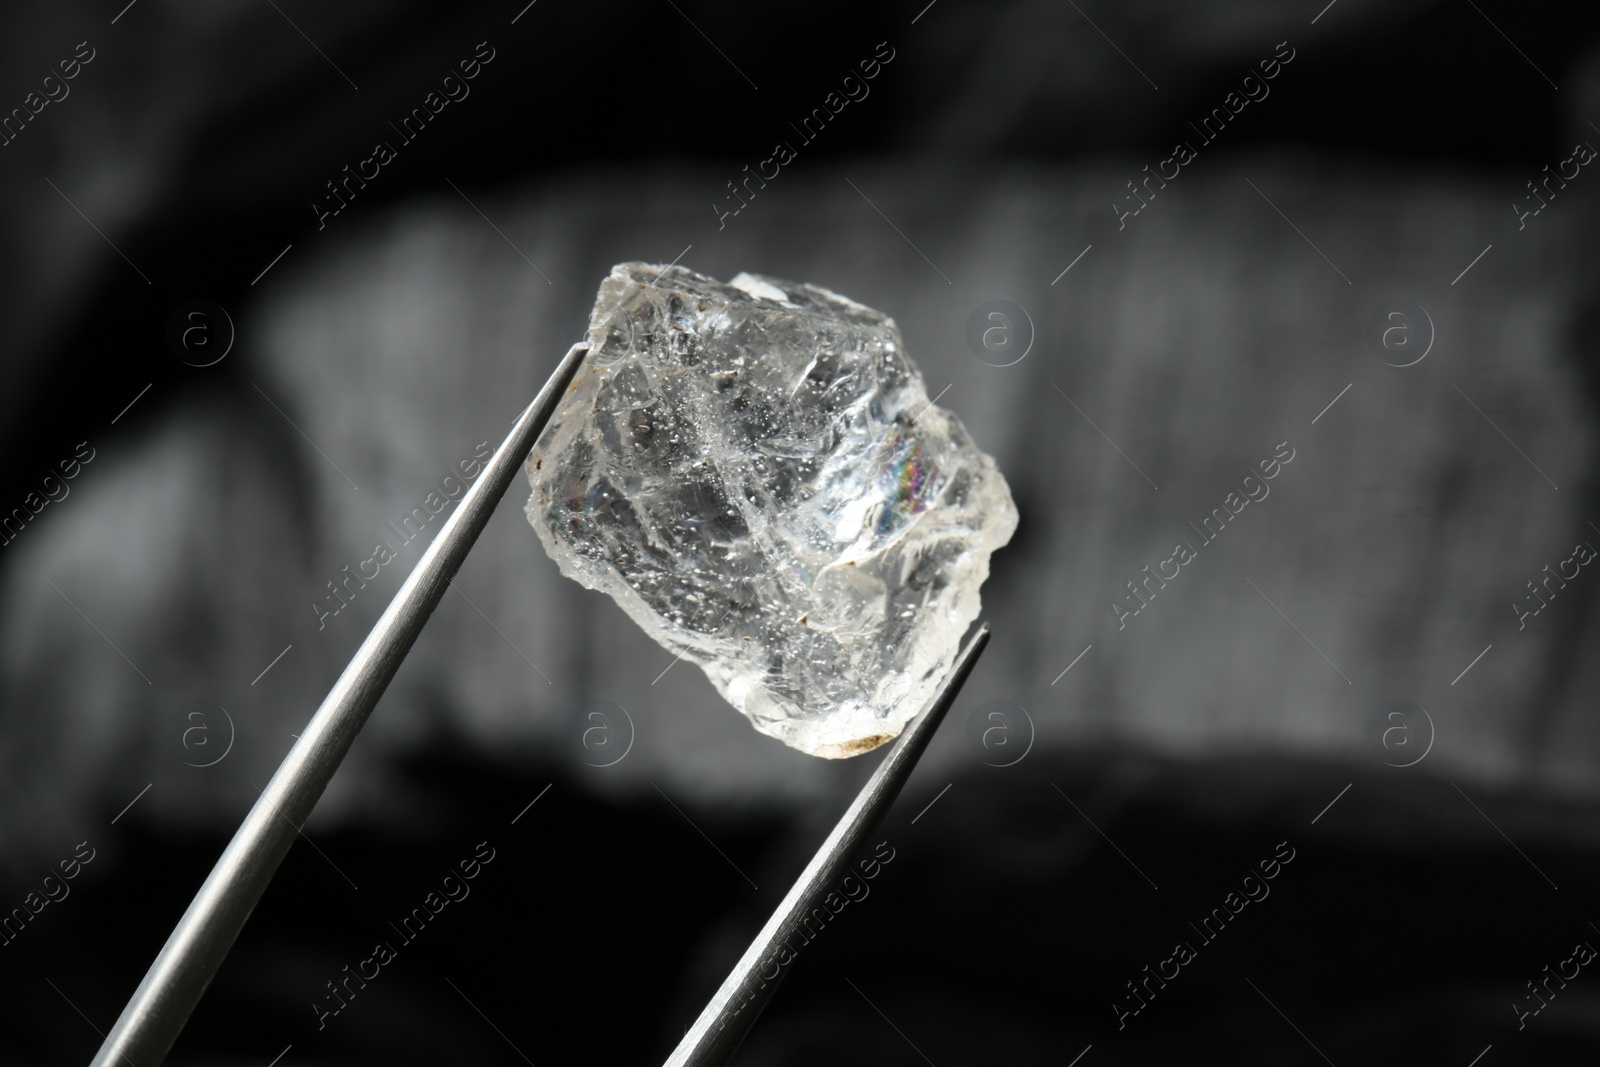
4;0;1600;1063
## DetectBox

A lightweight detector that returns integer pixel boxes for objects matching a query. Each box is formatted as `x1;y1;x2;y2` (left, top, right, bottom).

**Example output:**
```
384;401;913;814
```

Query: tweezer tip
961;621;991;661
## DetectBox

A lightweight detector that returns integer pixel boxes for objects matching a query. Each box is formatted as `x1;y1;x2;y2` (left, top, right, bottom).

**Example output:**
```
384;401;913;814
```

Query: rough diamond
525;263;1017;757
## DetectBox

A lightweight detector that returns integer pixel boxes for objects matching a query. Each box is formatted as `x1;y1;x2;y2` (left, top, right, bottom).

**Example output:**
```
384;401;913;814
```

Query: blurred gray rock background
3;1;1600;1063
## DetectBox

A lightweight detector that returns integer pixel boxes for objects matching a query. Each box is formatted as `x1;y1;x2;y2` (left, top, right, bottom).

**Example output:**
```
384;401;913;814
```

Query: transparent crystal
525;263;1017;757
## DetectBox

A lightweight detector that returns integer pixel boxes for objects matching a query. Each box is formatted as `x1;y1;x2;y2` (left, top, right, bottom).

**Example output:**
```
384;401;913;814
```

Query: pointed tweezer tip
661;621;992;1067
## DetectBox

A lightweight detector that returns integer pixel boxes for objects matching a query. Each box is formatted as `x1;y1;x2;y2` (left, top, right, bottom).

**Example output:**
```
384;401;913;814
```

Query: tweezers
90;340;989;1067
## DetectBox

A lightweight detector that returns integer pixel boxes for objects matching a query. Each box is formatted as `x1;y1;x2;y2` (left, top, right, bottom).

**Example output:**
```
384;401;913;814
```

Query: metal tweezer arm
664;622;990;1067
90;341;589;1067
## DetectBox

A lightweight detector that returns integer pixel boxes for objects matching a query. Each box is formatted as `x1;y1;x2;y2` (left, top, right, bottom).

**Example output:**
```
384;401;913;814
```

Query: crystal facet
525;263;1017;757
